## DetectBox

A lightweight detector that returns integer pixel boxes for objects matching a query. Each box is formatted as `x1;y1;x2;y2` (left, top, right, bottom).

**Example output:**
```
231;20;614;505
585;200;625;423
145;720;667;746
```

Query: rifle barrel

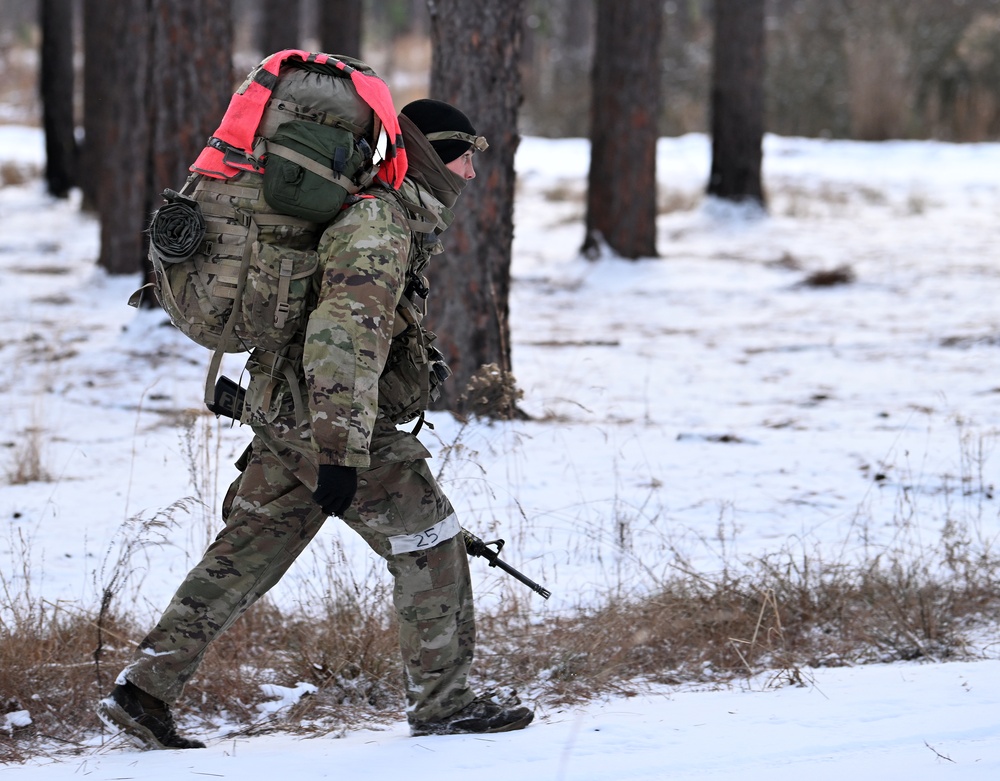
463;530;551;599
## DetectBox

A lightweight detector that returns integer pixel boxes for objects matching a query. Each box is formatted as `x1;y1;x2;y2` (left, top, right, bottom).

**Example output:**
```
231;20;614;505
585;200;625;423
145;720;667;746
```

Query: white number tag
388;514;461;555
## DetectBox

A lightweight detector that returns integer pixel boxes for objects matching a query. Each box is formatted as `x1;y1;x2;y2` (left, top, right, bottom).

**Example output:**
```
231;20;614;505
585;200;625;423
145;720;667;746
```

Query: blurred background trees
6;0;1000;410
424;0;525;413
38;0;74;198
80;0;231;275
707;0;766;206
13;0;1000;147
583;0;663;260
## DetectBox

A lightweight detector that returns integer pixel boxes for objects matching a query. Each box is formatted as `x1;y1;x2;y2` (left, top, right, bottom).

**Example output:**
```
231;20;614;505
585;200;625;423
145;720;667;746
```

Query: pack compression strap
190;50;407;189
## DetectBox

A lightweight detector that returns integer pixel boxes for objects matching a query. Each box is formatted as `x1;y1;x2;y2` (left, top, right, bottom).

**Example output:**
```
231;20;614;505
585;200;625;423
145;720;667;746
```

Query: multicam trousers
121;422;476;724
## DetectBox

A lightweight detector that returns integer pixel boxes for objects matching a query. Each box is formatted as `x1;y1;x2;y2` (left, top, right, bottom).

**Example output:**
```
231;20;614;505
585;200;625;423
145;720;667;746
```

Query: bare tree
39;0;77;198
706;0;766;205
80;1;115;212
89;0;152;274
259;0;300;55
583;0;663;260
521;0;595;137
425;0;525;415
87;0;233;275
318;0;362;58
148;1;233;213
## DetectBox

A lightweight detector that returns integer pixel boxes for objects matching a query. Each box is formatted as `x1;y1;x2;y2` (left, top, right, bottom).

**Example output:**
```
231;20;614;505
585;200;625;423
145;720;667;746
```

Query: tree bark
521;0;595;137
707;0;766;206
149;0;233;213
258;0;300;55
583;0;663;260
318;0;363;59
80;1;114;212
88;0;233;276
426;0;525;416
93;0;153;275
39;0;77;198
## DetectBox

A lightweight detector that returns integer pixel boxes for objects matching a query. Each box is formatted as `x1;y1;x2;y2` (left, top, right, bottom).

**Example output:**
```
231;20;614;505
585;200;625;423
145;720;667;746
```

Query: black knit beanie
400;99;477;164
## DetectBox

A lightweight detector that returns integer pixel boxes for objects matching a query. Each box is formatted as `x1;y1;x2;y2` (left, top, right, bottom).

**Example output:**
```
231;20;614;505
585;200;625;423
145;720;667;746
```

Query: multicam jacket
242;176;452;479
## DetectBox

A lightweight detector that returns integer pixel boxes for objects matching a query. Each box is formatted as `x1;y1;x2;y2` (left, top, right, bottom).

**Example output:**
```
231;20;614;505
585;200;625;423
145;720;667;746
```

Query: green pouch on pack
241;240;320;352
262;120;365;222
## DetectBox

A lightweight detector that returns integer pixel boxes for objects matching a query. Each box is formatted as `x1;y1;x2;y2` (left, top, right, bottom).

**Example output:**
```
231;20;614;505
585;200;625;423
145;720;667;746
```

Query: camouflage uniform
121;177;477;725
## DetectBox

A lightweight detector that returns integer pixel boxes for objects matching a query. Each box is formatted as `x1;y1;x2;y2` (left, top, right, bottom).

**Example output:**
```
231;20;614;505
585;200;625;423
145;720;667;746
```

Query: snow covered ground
1;125;999;776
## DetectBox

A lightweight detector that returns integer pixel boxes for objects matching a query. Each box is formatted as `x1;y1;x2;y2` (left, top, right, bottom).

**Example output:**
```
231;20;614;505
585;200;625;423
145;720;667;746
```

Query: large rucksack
135;50;408;420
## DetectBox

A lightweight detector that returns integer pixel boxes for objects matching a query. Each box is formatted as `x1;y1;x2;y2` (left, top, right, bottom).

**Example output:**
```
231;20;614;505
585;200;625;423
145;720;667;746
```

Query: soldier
97;98;533;749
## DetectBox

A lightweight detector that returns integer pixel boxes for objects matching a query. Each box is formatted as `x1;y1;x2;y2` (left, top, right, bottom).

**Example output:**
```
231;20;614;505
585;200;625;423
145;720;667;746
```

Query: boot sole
96;697;171;751
486;710;535;733
411;709;534;737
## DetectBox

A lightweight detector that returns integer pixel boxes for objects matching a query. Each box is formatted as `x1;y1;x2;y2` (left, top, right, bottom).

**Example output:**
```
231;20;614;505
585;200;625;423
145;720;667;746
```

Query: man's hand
312;465;358;517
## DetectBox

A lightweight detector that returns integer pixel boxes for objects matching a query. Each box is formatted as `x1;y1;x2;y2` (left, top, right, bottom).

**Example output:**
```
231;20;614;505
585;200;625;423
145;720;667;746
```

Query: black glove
312;464;358;517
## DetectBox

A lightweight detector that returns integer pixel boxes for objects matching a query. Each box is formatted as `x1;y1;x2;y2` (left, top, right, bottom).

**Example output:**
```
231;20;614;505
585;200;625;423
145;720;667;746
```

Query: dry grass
4;532;1000;761
3;424;51;485
798;265;856;288
0;612;137;755
0;161;40;187
4;417;999;760
475;549;1000;704
459;363;528;421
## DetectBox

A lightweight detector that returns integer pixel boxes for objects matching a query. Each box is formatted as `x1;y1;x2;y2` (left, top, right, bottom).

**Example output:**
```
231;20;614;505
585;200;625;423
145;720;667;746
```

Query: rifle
463;529;551;599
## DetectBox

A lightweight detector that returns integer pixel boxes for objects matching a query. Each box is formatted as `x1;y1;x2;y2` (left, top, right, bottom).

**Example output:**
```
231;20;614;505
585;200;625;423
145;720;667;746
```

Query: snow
3;711;33;735
8;665;1000;778
2;125;1000;776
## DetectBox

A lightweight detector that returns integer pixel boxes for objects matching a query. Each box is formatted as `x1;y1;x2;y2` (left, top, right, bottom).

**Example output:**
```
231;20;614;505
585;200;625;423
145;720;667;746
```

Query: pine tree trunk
89;0;232;276
39;0;77;198
522;0;595;137
259;0;300;55
707;0;766;206
318;0;362;59
583;0;662;260
149;0;233;216
80;1;114;212
145;0;233;286
426;0;524;416
94;0;153;275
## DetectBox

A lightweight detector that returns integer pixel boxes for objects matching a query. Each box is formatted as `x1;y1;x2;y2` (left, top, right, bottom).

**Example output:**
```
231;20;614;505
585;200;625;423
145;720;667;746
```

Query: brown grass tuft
799;265;856;288
3;425;52;485
4;544;1000;760
460;363;529;421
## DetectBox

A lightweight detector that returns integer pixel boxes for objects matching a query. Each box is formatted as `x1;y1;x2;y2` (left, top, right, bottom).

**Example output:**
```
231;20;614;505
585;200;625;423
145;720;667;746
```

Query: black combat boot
409;690;534;737
96;680;205;750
